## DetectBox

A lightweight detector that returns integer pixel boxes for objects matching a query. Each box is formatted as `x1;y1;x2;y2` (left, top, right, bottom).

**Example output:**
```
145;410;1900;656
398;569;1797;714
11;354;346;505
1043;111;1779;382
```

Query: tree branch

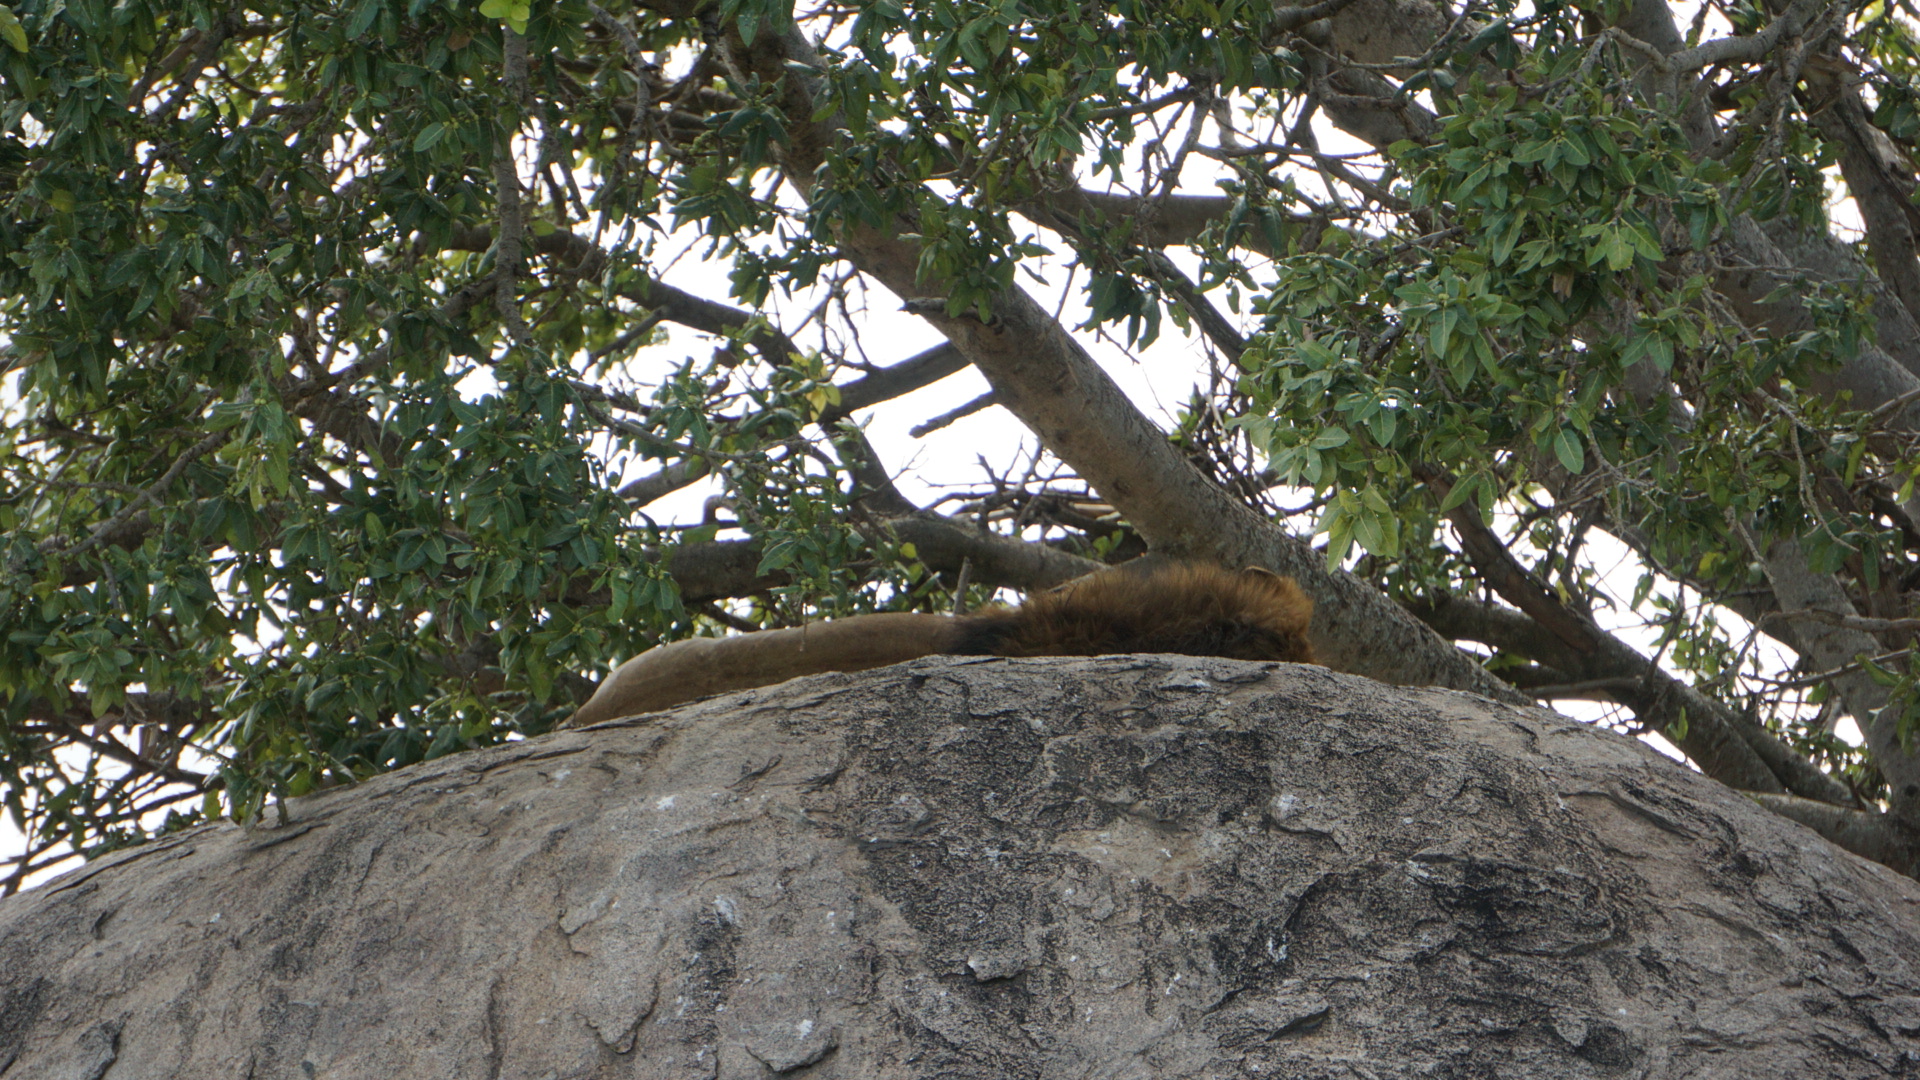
884;513;1104;592
492;27;534;349
1416;467;1602;654
1016;189;1329;256
909;392;997;438
1414;476;1795;794
37;431;227;560
1665;0;1833;72
822;343;971;423
439;226;803;368
1411;593;1855;805
43;720;209;791
1755;539;1915;816
1801;71;1920;329
614;342;974;509
742;23;1524;703
660;515;1101;604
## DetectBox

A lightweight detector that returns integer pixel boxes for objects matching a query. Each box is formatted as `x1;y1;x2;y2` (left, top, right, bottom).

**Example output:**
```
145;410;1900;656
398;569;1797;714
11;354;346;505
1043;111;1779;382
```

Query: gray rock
3;655;1919;1078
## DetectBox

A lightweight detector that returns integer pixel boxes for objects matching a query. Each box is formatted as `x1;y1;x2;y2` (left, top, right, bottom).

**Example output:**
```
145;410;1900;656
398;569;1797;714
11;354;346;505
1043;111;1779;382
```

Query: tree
2;0;1919;889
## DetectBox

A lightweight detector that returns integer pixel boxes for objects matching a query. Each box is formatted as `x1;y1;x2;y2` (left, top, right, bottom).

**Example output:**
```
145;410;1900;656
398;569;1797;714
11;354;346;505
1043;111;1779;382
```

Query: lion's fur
564;564;1315;727
950;564;1315;663
565;612;968;727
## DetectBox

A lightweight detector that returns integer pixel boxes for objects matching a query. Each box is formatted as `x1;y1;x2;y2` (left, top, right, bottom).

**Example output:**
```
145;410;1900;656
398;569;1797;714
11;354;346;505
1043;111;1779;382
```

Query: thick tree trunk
3;660;1918;1078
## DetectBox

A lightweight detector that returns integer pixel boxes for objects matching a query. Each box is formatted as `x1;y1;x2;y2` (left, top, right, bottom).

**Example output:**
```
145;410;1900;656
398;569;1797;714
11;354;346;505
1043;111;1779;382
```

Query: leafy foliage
3;0;1919;886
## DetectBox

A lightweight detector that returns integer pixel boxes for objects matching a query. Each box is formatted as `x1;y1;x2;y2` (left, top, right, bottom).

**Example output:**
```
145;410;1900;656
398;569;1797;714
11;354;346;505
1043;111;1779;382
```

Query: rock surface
3;655;1920;1079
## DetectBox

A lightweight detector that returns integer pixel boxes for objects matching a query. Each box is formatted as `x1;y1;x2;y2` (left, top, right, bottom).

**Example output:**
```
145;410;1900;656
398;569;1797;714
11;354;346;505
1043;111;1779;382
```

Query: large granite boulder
3;655;1918;1078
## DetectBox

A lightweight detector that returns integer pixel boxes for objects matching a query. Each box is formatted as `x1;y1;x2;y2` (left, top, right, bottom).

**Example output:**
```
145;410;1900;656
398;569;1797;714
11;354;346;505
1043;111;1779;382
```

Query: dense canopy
4;0;1920;887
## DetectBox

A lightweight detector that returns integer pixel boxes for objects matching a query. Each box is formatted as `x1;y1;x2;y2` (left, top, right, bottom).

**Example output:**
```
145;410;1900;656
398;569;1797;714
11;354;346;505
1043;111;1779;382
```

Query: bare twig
911;393;998;437
1766;609;1920;634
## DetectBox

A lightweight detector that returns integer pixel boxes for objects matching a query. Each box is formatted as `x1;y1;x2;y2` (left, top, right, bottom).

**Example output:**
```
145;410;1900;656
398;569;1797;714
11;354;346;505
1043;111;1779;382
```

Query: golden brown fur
949;564;1314;663
564;565;1315;727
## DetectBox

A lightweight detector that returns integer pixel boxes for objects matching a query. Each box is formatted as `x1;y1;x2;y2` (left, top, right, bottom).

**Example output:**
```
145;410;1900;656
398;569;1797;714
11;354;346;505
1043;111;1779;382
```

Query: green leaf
1627;225;1665;262
1353;486;1401;557
1437;473;1476;515
1319;500;1355;570
413;122;449;152
1835;440;1866;486
345;0;381;38
1648;334;1674;373
1552;427;1585;474
0;6;28;52
1368;407;1398;446
1431;307;1457;359
478;0;529;31
1310;426;1350;450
